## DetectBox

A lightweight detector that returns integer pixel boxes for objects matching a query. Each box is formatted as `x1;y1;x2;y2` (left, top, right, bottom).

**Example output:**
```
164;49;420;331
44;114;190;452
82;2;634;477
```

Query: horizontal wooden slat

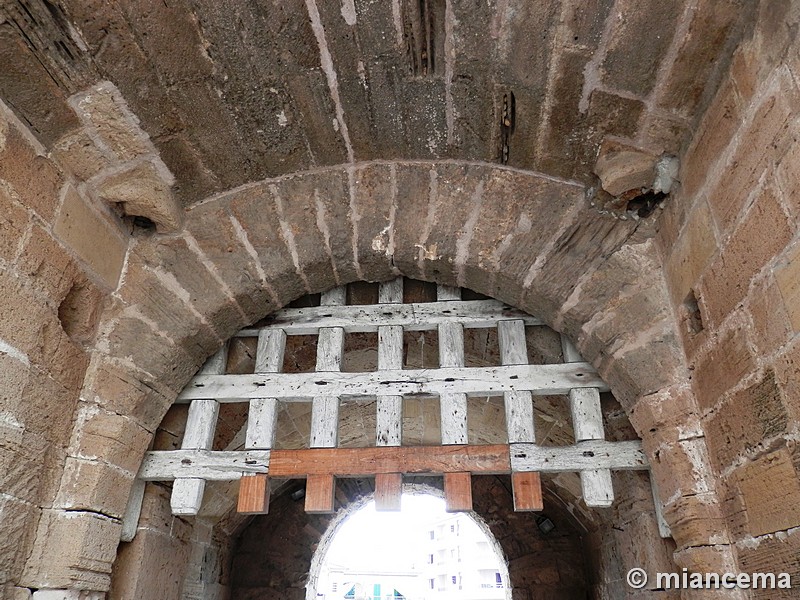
269;444;511;477
177;363;608;402
510;441;648;472
236;300;542;336
139;450;271;480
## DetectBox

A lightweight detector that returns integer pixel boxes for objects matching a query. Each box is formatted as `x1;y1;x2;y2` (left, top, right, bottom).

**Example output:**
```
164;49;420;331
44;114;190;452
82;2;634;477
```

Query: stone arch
25;159;721;592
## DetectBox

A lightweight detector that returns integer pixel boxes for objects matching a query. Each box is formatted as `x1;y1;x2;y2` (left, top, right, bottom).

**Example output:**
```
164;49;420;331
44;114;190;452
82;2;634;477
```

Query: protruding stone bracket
591;136;679;220
50;81;183;233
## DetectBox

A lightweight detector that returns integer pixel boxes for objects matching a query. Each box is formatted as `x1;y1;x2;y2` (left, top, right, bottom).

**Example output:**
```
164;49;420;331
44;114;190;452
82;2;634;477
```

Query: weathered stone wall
0;100;126;597
656;2;800;594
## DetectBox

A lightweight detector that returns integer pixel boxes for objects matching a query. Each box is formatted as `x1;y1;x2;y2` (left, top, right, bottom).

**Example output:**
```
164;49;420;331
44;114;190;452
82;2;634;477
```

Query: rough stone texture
593;138;659;197
53;185;128;289
94;159;182;233
2;2;800;598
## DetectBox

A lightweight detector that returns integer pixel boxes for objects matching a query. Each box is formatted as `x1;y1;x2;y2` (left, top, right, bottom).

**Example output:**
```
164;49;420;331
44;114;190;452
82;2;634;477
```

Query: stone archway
22;160;725;595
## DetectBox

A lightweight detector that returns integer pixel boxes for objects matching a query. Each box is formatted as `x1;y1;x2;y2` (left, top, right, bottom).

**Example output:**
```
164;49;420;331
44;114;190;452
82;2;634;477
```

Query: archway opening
309;490;511;600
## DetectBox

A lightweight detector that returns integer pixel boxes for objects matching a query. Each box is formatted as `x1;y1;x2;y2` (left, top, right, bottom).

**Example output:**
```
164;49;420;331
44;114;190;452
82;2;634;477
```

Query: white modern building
418;513;507;600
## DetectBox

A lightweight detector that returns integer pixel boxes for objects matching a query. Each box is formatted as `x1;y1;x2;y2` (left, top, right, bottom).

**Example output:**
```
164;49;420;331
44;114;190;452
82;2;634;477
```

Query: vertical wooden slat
374;472;403;511
511;472;544;511
499;320;542;511
237;473;271;514
309;287;346;449
377;278;404;448
305;474;336;513
171;346;226;515
444;472;472;512
437;285;467;445
561;336;614;508
238;329;287;514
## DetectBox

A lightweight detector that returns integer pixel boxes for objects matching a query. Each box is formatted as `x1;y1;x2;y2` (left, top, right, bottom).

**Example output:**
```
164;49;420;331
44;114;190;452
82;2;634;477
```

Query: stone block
593;138;659;197
68;82;154;163
680;77;742;199
109;526;190;600
774;339;800;421
732;448;800;538
0;125;64;222
94;159;182;233
4;587;32;600
601;0;682;96
0;185;29;264
656;0;742;117
774;243;800;333
706;74;797;235
672;544;739;576
664;491;729;549
664;198;718;307
53;186;128;289
691;326;755;412
72;404;152;475
0;493;40;588
704;370;788;473
31;590;104;600
16;225;79;304
21;509;120;591
81;355;173;432
115;258;219;358
55;457;135;520
736;528;800;599
701;183;793;325
50;129;113;182
747;274;794;356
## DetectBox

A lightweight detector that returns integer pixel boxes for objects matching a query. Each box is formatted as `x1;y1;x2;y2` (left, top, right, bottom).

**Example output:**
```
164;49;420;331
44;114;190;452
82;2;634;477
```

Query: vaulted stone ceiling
1;0;752;205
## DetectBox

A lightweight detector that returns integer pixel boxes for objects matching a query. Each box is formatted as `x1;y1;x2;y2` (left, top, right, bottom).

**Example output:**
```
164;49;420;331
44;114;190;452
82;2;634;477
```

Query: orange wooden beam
268;444;510;478
511;471;543;511
444;472;473;512
305;474;336;513
237;474;270;514
374;473;403;511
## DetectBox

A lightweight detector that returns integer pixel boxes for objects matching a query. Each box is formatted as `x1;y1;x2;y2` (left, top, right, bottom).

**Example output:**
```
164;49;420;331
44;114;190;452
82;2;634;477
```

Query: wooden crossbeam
140;450;271;480
170;347;226;515
498;320;543;511
178;362;608;403
237;472;270;514
235;299;542;336
561;337;614;508
268;444;511;477
140;442;648;484
510;440;648;471
376;278;404;449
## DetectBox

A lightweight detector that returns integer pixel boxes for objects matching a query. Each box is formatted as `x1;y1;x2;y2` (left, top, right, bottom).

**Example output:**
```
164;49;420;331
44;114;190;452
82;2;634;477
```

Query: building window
451;576;457;585
428;554;434;564
429;530;435;540
429;579;435;590
450;524;455;533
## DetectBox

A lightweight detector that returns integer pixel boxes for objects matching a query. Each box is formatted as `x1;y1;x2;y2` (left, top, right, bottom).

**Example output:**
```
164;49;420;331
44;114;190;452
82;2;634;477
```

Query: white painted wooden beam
140;450;271;480
235;299;542;336
245;329;286;450
170;346;227;515
377;278;403;447
437;285;467;445
310;287;346;448
178;362;609;403
561;335;614;508
498;320;535;444
510;441;648;472
651;474;672;538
